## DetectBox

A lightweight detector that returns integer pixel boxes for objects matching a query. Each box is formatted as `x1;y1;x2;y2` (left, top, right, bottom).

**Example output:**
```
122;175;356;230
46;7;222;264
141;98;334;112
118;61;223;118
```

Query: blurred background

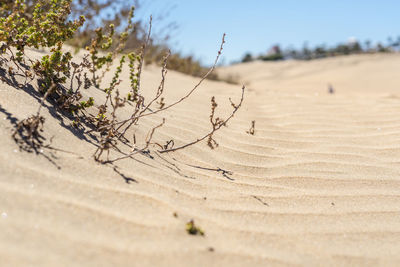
16;0;399;81
135;0;400;65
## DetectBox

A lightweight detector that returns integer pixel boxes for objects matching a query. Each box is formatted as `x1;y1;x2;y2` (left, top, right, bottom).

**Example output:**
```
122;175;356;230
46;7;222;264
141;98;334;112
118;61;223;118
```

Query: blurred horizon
136;0;400;66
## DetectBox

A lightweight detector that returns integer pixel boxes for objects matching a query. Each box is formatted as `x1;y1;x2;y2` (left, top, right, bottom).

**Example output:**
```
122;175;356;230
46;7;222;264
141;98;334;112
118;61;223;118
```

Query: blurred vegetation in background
1;0;226;82
241;37;400;63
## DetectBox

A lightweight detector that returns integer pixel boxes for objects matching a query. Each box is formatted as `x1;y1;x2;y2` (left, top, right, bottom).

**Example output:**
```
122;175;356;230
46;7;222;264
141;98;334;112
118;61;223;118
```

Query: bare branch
159;85;245;153
104;33;227;134
136;15;153;95
98;118;165;164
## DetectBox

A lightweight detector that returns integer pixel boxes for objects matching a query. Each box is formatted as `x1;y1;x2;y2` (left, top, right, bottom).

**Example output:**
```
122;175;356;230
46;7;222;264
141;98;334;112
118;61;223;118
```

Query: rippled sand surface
1;51;400;266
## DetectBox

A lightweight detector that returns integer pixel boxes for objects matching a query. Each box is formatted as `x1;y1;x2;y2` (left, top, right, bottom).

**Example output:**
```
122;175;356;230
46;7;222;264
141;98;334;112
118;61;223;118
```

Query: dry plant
91;33;245;164
1;1;245;176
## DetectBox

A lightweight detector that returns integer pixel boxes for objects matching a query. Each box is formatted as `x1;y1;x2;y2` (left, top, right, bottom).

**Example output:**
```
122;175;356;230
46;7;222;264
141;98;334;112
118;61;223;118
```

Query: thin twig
159;85;245;153
102;33;227;134
100;118;165;163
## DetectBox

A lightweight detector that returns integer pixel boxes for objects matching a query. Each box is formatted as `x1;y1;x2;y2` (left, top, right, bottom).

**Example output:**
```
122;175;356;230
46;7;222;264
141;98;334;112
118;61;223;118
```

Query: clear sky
137;0;400;65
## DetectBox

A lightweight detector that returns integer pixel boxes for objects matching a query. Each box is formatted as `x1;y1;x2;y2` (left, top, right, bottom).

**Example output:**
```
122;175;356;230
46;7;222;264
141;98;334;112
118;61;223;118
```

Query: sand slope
1;51;400;266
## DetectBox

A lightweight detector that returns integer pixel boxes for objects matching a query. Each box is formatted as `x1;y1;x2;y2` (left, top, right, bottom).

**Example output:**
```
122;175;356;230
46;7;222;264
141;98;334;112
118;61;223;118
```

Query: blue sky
137;0;400;65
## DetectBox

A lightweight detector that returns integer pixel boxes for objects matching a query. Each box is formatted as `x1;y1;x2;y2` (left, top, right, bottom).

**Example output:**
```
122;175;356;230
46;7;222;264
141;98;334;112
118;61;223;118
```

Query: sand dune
1;50;400;266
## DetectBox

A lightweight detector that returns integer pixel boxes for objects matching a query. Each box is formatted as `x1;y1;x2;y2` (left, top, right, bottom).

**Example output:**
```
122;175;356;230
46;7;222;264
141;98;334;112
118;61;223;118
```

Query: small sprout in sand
186;219;204;236
246;120;255;135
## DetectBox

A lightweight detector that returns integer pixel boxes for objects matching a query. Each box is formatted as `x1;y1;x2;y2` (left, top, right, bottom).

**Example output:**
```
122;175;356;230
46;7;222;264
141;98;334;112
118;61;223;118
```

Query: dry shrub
1;1;245;171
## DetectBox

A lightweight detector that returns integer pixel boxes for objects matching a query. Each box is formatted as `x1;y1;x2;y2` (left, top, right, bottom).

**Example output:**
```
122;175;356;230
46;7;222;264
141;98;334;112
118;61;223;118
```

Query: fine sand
1;50;400;266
